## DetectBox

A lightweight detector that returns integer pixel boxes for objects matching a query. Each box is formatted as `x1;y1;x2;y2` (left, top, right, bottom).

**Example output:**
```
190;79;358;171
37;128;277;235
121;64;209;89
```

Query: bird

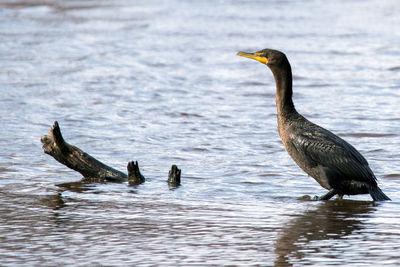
237;48;390;201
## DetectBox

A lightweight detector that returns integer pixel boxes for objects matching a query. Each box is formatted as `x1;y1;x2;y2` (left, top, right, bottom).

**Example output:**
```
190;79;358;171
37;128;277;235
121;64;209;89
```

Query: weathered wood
41;121;181;186
127;161;145;185
168;164;181;186
41;121;130;182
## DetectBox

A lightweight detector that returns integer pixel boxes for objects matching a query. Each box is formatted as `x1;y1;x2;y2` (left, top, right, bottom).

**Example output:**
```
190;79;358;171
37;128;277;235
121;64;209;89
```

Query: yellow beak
237;51;268;64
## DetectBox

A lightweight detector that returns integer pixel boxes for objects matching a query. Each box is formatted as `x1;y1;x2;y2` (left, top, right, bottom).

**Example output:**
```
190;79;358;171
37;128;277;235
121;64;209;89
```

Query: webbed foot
313;189;338;201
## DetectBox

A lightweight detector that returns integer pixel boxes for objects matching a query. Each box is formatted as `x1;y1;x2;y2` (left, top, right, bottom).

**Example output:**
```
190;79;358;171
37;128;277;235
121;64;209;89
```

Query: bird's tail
369;186;391;201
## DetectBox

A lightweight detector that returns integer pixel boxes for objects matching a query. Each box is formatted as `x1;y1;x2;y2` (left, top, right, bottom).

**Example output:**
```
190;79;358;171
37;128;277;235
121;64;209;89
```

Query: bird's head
237;48;288;67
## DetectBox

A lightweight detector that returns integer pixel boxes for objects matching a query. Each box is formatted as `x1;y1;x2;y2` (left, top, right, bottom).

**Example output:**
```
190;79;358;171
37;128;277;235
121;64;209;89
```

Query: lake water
1;0;400;265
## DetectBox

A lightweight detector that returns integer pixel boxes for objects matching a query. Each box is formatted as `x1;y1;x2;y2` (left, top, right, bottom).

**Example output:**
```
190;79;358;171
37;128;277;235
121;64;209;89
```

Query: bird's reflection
274;200;377;266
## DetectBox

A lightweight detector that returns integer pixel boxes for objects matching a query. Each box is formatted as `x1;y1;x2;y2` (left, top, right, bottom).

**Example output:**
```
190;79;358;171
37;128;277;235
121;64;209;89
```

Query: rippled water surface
1;0;400;265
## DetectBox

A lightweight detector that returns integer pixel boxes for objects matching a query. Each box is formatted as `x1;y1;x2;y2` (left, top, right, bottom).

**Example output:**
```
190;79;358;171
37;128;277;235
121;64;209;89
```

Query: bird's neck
270;63;296;118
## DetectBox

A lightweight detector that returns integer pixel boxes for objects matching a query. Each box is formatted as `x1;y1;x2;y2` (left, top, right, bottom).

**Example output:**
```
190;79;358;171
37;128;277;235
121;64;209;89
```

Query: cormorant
237;49;390;201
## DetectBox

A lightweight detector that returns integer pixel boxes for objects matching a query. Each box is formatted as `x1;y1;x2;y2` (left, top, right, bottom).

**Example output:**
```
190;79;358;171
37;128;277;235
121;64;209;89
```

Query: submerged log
127;160;145;185
41;121;181;186
41;121;129;181
168;165;181;186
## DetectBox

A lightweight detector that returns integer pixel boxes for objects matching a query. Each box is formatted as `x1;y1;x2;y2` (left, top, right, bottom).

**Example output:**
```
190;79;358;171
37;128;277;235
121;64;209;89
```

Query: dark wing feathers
290;122;377;185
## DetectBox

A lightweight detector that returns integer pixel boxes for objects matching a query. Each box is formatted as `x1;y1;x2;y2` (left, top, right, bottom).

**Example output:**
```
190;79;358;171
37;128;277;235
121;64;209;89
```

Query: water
1;0;400;265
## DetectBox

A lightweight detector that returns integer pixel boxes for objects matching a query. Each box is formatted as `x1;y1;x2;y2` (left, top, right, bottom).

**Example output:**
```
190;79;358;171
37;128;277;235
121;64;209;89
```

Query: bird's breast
277;118;332;190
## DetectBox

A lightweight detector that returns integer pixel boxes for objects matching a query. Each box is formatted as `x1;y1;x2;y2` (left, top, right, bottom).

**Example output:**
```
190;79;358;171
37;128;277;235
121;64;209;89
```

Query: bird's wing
289;124;377;185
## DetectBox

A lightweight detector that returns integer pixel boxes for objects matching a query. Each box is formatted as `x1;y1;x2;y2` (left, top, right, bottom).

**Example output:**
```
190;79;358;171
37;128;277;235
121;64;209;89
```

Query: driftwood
41;121;181;186
168;165;181;186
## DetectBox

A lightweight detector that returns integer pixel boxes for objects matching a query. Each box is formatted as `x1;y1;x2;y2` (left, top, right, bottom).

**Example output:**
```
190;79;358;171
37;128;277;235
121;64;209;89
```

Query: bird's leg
337;194;344;200
313;189;338;201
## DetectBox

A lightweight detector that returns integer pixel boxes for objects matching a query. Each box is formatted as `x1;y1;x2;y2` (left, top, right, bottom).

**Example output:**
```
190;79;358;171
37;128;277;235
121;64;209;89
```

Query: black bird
237;49;390;201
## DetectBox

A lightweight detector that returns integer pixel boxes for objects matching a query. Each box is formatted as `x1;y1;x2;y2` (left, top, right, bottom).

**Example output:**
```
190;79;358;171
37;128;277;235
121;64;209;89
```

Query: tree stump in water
127;161;145;185
168;165;181;186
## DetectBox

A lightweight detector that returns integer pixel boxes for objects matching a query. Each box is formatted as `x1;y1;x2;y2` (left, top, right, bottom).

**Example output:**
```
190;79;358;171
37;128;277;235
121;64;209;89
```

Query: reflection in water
40;192;65;210
56;178;106;194
274;201;376;266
